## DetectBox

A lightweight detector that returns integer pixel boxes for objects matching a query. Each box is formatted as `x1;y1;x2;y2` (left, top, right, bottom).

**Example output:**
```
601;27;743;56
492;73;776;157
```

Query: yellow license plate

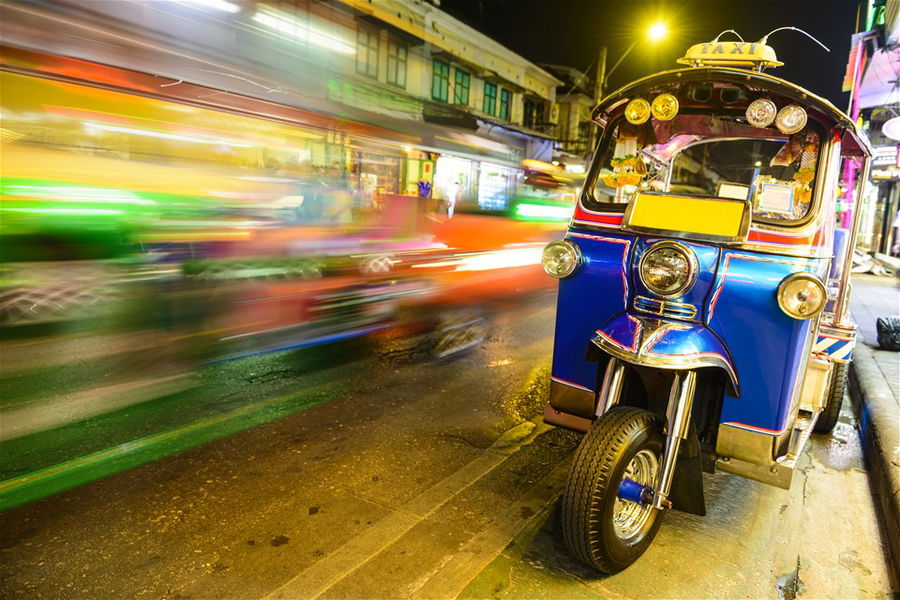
624;193;749;241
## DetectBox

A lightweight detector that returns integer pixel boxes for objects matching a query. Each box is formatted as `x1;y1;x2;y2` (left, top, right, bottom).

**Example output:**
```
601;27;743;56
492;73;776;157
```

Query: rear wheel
814;362;848;434
562;406;665;573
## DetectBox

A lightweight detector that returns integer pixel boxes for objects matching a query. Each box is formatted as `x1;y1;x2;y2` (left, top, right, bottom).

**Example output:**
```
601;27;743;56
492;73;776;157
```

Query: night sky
440;0;862;109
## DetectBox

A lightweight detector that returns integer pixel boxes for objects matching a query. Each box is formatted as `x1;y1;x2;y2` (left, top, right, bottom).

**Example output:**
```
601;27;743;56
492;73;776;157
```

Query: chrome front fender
592;313;739;396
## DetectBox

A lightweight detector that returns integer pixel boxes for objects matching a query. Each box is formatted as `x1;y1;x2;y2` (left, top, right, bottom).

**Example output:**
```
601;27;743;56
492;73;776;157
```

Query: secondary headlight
639;241;697;297
542;240;581;279
778;272;826;319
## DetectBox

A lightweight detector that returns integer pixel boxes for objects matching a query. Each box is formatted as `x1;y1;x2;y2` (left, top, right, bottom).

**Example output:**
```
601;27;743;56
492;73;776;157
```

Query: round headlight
775;104;808;134
746;98;777;128
542;240;581;279
777;272;826;319
625;98;651;125
651;94;679;121
639;242;697;297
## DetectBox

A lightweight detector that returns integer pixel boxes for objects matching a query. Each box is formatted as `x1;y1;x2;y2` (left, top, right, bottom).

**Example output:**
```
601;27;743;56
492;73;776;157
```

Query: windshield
586;114;822;225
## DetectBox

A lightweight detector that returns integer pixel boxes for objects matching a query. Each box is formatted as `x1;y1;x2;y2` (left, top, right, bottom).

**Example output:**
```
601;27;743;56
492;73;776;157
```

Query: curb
848;343;900;579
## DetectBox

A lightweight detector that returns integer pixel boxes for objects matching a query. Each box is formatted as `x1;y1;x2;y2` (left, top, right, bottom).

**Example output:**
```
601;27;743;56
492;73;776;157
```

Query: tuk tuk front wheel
814;362;848;434
562;406;665;573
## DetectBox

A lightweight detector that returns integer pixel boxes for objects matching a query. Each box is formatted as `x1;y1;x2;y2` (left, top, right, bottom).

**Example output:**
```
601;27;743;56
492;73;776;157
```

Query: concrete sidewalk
848;273;900;578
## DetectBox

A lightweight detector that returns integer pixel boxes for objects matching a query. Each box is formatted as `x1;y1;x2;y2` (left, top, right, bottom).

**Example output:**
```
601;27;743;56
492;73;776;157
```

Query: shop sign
872;144;899;166
871;167;900;180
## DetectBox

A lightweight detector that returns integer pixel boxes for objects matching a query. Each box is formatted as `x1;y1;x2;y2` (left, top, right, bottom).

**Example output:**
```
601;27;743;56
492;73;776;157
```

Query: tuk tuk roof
592;67;871;159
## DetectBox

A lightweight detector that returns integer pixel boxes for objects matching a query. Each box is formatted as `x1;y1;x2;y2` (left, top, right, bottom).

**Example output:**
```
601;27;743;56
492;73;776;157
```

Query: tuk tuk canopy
592;67;871;160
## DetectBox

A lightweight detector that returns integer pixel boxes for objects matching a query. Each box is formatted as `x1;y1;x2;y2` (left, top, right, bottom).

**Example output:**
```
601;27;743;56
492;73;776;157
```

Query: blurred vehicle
0;60;575;366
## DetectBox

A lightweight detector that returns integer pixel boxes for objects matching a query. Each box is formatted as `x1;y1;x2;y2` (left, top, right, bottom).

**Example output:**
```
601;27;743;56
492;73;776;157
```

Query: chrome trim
716;423;777;465
614;449;659;538
777;409;818;477
737;243;832;259
633;295;698;320
716;455;793;489
716;407;819;489
593;317;739;395
834;157;871;326
818;321;858;337
777;272;827;320
637;240;699;298
542;239;583;279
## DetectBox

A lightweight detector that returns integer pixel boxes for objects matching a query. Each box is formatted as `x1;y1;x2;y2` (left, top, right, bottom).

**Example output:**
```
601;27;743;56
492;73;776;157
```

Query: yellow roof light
651;94;679;121
677;41;782;69
625;98;651;125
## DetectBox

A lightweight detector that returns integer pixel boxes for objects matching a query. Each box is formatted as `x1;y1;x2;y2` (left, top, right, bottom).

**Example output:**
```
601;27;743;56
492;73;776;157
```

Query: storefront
433;155;478;213
860;144;900;253
477;163;519;211
351;150;401;208
433;154;522;214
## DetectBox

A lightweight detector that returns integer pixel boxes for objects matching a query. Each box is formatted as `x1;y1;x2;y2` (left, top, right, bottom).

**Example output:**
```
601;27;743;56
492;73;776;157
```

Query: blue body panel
551;231;634;393
551;227;832;434
707;250;829;433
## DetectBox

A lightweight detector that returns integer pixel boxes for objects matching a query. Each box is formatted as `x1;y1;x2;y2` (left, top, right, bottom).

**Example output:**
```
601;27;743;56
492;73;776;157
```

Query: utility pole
594;45;607;107
586;45;607;160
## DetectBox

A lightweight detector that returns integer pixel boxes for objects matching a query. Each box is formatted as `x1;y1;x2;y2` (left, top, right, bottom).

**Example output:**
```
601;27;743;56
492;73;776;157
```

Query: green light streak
1;208;125;216
513;202;574;221
0;378;338;512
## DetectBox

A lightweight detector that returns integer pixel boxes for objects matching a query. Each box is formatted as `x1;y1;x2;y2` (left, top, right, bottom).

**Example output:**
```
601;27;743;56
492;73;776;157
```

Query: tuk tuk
540;37;872;572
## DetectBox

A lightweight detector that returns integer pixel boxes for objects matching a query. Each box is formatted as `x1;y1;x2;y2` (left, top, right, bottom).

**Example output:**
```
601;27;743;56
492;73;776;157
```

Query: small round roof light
651;94;679;121
775;104;808;134
625;98;651;125
746;98;777;128
883;116;900;141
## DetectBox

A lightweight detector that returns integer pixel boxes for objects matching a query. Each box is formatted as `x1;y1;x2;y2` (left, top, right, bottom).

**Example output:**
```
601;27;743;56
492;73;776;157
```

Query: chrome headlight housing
777;272;826;319
638;241;697;297
542;240;581;279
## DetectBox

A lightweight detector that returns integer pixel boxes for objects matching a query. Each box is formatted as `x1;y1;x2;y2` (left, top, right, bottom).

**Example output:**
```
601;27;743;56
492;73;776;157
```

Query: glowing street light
648;22;667;42
587;22;668;155
602;22;669;91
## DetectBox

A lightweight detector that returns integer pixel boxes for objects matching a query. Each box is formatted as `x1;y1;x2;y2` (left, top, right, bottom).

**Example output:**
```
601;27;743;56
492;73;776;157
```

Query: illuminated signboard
872;145;899;166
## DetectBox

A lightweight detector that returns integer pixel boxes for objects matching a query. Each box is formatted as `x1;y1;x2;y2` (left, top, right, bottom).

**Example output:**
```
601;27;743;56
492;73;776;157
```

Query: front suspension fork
598;359;696;510
652;370;696;509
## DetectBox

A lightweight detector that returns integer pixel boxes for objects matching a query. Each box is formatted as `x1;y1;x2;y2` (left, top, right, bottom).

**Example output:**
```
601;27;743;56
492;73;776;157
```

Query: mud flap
669;427;706;516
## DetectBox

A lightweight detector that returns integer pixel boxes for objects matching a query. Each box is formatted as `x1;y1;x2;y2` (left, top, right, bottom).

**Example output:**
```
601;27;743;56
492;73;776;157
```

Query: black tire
814;362;848;434
562;406;665;573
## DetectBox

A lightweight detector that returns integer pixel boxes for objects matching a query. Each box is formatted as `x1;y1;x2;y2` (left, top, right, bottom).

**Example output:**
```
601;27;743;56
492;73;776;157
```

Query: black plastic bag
876;316;900;351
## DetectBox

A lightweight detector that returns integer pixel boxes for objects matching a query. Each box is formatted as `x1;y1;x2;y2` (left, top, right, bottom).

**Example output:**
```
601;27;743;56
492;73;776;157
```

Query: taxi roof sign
677;41;783;69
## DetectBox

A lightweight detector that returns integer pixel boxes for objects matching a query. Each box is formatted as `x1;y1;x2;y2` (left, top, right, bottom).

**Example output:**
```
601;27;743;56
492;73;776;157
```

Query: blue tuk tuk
541;38;872;572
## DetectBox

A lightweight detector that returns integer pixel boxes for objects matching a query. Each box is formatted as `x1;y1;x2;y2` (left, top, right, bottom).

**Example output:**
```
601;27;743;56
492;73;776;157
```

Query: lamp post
595;22;667;106
587;23;667;157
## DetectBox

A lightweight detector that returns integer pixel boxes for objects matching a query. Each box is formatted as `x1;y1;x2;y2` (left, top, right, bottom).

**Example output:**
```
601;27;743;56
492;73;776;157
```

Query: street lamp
596;22;668;102
585;23;667;157
648;22;667;42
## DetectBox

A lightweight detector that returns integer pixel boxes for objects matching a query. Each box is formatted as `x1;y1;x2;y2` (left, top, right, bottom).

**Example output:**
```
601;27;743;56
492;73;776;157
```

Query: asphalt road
0;294;895;598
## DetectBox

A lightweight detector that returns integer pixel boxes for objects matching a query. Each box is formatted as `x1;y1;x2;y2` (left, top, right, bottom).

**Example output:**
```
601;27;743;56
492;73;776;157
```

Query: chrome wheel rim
612;449;659;541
